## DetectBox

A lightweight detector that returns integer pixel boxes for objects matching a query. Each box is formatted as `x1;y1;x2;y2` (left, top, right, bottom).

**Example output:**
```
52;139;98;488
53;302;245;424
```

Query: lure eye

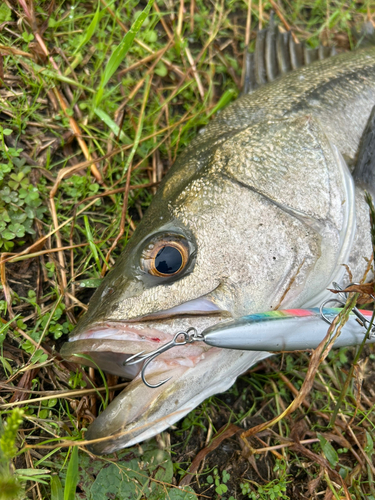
141;237;189;278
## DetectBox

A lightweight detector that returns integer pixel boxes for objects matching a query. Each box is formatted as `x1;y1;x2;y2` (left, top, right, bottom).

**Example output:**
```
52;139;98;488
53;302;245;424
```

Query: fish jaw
61;310;244;454
81;345;270;455
61;312;270;455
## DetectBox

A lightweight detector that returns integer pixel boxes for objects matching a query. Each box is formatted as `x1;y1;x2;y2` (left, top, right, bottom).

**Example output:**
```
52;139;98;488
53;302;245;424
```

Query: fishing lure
125;304;375;389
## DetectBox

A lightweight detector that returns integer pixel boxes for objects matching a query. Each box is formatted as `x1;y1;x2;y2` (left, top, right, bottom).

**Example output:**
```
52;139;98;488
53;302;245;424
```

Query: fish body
62;46;375;454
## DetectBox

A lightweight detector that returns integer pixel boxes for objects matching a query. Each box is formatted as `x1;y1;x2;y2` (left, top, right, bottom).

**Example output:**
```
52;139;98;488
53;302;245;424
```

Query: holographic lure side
202;308;375;351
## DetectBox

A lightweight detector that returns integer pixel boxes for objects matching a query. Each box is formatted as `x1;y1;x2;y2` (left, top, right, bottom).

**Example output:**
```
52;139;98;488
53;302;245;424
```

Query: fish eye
141;237;189;278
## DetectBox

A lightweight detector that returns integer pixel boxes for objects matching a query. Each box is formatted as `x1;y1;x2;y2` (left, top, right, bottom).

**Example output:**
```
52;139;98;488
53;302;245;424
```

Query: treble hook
319;297;346;324
320;282;375;336
123;328;200;389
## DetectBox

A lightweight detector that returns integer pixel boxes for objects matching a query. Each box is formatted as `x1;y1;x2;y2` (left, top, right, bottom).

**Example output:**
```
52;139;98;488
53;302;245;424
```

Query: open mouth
64;320;213;380
60;298;273;455
62;296;231;382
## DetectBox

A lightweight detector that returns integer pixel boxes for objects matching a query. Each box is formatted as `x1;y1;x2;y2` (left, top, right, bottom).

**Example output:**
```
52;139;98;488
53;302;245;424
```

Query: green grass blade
63;446;78;500
22;58;94;93
94;108;132;144
72;0;120;56
0;317;17;346
34;448;61;467
73;353;109;408
83;215;102;274
207;89;237;119
73;2;101;56
14;469;50;485
101;0;154;85
317;434;339;468
94;0;155;107
51;475;64;500
122;76;151;178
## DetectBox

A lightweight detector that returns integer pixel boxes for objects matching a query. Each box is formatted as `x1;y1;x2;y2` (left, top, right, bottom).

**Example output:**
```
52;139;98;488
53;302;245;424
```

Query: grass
0;0;375;499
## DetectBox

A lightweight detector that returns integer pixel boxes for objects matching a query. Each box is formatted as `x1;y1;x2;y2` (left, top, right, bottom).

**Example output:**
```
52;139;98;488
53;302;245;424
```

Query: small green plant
240;460;290;500
0;3;11;23
0;408;24;500
206;468;230;496
0;127;46;251
69;369;87;389
0;408;24;461
0;409;53;496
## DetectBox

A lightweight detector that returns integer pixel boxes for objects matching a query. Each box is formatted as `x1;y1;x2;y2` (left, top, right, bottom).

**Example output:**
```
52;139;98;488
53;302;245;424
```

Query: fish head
61;115;355;454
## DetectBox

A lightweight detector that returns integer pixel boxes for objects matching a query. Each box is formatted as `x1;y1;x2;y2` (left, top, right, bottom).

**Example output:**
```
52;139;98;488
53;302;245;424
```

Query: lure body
202;308;375;351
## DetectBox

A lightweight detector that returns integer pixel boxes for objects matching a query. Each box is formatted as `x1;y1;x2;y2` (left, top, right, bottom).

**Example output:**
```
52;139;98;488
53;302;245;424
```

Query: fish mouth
64;296;228;379
64;320;216;380
61;296;238;454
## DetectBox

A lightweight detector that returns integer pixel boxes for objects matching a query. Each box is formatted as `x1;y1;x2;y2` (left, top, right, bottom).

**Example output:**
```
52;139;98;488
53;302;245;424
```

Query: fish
61;31;375;454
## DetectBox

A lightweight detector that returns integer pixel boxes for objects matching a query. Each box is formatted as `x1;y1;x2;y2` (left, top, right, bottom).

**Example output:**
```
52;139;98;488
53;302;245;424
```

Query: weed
0;409;24;499
206;467;231;496
240;461;290;500
0;127;46;251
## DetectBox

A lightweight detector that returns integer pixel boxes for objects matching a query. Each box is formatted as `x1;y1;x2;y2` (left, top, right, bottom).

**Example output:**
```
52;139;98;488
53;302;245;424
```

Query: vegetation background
0;0;375;499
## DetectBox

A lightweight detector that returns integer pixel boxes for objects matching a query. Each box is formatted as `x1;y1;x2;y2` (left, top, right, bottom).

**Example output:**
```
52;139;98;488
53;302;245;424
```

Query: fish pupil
155;246;182;274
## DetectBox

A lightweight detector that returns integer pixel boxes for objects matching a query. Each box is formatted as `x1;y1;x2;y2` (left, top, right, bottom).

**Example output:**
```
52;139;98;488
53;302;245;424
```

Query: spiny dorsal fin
243;14;336;94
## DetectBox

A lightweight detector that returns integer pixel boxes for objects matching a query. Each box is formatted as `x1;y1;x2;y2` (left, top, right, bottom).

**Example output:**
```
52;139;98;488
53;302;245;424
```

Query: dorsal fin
243;14;337;94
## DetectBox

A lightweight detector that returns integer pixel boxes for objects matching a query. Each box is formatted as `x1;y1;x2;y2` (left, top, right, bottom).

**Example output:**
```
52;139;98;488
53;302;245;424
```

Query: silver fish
61;44;375;455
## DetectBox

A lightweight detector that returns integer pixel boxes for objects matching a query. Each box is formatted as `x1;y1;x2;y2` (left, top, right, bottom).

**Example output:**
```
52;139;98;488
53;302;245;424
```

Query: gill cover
211;115;356;308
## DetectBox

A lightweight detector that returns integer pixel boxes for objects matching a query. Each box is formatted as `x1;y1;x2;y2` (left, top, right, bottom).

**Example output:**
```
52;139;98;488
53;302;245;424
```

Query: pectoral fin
352;105;375;193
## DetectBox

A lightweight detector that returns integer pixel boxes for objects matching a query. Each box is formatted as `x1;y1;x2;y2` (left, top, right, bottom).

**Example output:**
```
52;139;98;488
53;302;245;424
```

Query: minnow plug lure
125;305;375;389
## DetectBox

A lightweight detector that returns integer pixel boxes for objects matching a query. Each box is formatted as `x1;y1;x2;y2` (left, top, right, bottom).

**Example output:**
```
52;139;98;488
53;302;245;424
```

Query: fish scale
174;48;375;172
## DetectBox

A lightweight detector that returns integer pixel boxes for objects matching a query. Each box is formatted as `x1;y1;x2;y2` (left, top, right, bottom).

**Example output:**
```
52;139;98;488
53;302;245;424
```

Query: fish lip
83;365;216;454
69;295;229;342
127;296;225;322
83;347;272;455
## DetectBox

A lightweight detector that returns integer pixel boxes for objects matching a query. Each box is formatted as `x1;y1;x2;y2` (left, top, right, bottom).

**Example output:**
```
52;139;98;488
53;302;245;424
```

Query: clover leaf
2;223;26;240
